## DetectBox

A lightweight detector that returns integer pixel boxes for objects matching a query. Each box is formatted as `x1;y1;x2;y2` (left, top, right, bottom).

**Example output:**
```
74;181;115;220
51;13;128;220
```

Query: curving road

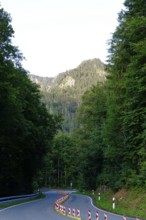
0;190;138;220
0;191;71;220
63;193;137;220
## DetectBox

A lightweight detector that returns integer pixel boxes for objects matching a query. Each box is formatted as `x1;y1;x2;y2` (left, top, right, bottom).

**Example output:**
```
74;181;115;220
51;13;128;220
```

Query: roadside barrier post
68;207;71;215
112;197;115;209
77;209;80;218
104;213;107;220
63;206;66;215
98;192;100;200
88;209;91;220
55;202;59;210
60;205;62;212
72;208;75;217
96;211;99;220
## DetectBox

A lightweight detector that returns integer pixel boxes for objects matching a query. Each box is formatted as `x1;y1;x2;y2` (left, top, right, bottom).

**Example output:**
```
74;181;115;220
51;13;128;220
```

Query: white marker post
70;182;72;189
112;197;115;209
98;192;100;200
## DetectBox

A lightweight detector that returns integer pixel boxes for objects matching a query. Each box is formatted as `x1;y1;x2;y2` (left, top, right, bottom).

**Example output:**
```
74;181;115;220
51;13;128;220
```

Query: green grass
79;188;146;220
0;193;46;209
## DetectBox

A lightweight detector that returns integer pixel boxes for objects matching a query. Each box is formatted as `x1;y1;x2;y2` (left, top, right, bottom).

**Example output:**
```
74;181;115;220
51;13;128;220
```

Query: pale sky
0;0;124;77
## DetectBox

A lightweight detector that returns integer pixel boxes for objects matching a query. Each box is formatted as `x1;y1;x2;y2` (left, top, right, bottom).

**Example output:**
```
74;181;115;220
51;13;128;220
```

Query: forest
36;57;107;132
0;7;62;196
0;0;146;197
40;0;146;191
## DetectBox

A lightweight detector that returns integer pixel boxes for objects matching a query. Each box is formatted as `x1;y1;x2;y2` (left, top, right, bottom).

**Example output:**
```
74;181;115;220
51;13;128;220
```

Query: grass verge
79;188;146;220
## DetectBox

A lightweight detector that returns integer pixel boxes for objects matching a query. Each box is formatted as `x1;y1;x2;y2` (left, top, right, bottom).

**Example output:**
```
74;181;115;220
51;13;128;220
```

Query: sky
0;0;125;77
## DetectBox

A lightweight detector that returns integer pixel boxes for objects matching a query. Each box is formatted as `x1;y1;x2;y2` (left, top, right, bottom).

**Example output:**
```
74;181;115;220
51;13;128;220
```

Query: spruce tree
0;6;61;195
106;0;146;187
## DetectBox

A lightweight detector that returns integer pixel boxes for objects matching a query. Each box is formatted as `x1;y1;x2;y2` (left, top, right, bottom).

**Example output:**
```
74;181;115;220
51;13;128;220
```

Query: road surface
63;193;138;220
0;190;138;220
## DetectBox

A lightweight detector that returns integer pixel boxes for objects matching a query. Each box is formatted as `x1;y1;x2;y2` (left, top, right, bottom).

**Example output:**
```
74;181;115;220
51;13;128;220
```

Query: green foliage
84;188;146;219
0;6;61;196
68;0;146;192
31;58;107;132
73;84;107;190
39;132;77;188
105;0;146;188
35;0;146;194
1;0;145;199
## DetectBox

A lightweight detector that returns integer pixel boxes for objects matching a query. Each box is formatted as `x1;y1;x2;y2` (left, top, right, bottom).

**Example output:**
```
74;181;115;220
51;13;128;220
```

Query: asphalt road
63;193;138;220
0;191;71;220
0;190;138;220
0;194;39;205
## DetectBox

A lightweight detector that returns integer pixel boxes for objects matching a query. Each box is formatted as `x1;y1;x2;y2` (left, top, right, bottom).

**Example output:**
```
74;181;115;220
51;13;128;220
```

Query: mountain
29;58;107;131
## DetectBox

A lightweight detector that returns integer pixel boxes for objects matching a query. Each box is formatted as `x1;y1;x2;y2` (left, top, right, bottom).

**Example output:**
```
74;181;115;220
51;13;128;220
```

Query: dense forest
0;0;146;197
39;0;146;191
29;58;107;132
0;7;62;196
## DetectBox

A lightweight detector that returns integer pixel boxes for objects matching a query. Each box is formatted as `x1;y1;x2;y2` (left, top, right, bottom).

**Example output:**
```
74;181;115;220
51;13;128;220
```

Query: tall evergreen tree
0;6;61;196
105;0;146;187
75;84;107;189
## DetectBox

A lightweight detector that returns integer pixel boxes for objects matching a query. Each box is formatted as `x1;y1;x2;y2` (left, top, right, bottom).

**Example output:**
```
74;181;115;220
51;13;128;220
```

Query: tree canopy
1;0;146;195
0;7;61;196
64;0;146;190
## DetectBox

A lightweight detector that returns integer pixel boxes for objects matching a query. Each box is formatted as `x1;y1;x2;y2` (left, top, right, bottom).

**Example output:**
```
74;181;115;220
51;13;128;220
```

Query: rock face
29;58;107;132
29;75;53;92
59;76;75;89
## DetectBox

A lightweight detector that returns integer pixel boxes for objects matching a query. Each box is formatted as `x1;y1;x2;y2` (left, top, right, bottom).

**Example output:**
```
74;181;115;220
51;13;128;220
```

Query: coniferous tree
0;6;61;196
105;0;146;187
75;84;107;189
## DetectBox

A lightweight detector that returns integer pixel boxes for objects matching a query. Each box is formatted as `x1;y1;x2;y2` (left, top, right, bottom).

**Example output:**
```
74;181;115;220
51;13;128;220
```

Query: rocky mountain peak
28;58;107;131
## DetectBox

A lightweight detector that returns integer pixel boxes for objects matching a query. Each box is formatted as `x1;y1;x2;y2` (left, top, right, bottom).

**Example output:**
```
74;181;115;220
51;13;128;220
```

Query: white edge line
0;199;40;213
87;195;136;220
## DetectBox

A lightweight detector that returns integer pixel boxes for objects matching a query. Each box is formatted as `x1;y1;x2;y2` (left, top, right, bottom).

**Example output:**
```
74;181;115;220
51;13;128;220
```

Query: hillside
29;58;107;131
86;188;146;219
